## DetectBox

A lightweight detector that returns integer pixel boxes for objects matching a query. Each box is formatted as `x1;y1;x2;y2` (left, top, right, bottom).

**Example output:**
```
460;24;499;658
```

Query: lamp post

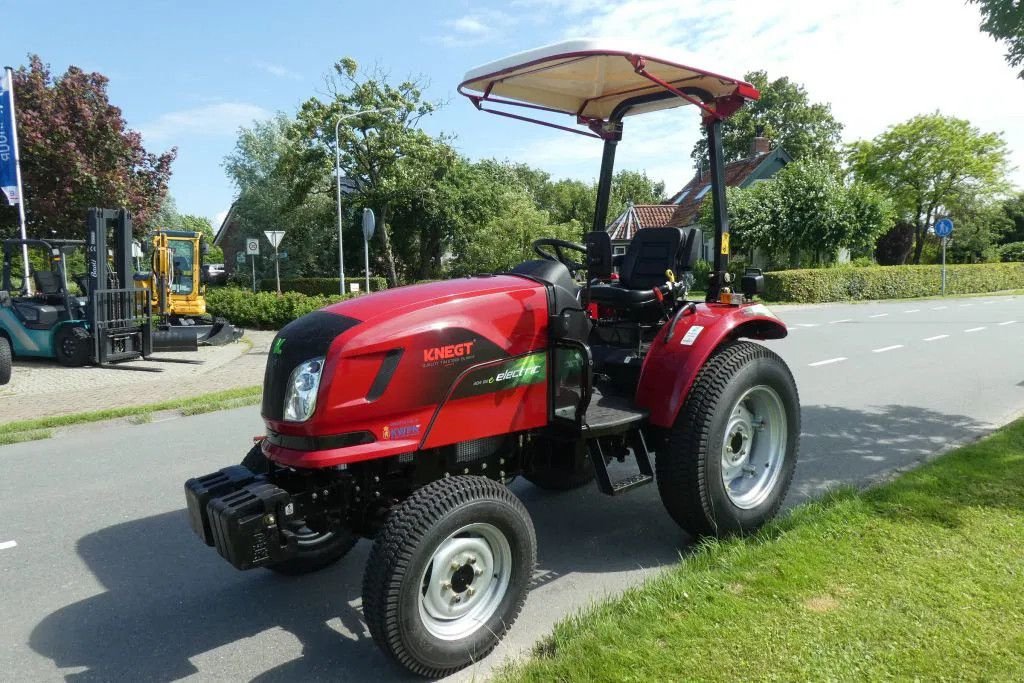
334;108;396;295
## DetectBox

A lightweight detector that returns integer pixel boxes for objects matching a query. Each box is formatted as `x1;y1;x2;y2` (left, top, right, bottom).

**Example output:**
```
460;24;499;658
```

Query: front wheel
363;476;536;677
241;444;357;576
0;336;11;385
656;341;800;538
54;325;90;367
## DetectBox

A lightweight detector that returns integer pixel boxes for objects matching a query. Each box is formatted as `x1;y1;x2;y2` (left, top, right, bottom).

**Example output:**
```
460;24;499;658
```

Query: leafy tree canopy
969;0;1024;78
847;113;1010;264
690;71;843;169
0;55;175;239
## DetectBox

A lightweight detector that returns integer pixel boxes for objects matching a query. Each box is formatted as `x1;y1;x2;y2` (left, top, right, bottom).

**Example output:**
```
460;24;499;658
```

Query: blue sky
6;0;1024;230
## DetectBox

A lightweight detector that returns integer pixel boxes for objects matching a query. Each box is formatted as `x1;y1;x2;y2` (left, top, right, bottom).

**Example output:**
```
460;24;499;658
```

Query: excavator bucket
197;318;244;346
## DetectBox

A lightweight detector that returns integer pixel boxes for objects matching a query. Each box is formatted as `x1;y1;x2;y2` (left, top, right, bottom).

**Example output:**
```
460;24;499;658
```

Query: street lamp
335;108;396;295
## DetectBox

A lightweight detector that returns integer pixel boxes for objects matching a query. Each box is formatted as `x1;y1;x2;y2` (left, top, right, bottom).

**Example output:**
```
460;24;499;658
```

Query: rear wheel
363;476;536;677
656;341;799;538
0;336;11;385
241;444;357;576
54;325;90;367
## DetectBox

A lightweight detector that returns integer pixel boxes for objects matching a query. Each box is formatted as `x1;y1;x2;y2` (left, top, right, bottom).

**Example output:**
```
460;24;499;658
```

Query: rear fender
636;303;787;428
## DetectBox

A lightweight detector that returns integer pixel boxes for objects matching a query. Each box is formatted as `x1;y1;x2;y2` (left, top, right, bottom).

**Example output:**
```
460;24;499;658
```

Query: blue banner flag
0;69;20;205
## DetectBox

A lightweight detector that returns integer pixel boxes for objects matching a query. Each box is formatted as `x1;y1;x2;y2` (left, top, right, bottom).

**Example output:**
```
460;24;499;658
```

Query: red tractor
185;41;799;677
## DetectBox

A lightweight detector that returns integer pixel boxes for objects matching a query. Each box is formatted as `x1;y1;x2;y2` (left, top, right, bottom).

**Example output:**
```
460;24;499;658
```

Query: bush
206;287;352;329
1000;242;1024;263
764;262;1024;303
259;276;389;296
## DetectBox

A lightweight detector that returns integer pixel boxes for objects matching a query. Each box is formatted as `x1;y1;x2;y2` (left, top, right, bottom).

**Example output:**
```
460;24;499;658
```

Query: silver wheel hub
418;523;511;640
721;385;787;509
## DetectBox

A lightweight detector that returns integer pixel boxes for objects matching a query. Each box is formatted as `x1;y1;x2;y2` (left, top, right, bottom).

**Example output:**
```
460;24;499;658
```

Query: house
213;203;244;277
606;137;791;261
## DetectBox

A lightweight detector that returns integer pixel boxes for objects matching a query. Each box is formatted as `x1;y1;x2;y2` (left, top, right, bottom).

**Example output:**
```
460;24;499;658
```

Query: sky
5;0;1024;231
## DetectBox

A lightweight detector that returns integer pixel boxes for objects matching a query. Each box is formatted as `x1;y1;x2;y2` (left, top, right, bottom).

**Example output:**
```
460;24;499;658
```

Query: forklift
0;208;152;367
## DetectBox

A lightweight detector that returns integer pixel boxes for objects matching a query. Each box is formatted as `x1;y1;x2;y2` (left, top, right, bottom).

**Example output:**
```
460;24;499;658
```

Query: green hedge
764;262;1024;303
206;287;352;329
259;276;389;296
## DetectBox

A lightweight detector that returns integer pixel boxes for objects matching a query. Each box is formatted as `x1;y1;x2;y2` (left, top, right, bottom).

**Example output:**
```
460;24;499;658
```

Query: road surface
1;295;1022;681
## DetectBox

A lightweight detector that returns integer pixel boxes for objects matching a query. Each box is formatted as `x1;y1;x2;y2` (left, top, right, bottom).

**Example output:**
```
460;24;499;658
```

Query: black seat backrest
619;227;703;291
34;269;63;295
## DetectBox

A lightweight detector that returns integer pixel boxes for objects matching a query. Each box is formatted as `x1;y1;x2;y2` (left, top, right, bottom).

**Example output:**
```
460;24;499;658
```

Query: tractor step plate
582;390;648;437
587;428;655;496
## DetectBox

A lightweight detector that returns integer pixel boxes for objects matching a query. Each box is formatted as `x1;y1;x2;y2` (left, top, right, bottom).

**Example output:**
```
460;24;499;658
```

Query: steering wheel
532;238;587;276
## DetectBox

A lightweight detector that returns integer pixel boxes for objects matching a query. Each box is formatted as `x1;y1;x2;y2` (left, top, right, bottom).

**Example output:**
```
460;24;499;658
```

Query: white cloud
213;208;230;231
139;103;271;144
503;0;1024;191
254;61;301;80
435;10;515;47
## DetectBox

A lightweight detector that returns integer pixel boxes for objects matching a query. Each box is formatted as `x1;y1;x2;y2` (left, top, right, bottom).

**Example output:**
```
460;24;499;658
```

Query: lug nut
463;468;469;474
481;463;487;470
374;476;380;483
474;567;483;577
264;514;276;525
466;587;475;597
441;581;451;591
453;595;462;603
311;492;318;501
451;560;461;571
467;556;477;565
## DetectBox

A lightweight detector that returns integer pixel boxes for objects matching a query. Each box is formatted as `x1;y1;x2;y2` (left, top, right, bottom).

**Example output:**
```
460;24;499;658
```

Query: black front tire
241;444;357;576
656;341;800;538
363;476;536;677
54;325;91;367
0;336;11;385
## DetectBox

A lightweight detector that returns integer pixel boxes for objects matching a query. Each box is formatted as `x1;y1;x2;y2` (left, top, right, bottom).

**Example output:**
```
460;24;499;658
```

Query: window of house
673;189;690;204
613;245;626;256
695;185;711;200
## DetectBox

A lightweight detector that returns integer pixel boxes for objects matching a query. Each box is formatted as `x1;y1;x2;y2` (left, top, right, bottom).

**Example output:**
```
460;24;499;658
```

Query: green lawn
502;419;1024;681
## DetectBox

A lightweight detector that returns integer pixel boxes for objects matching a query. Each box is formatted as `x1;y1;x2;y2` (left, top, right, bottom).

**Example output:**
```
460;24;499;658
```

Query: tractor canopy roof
459;39;759;139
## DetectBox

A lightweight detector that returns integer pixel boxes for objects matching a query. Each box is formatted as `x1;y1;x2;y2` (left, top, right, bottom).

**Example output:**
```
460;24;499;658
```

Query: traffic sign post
246;238;260;292
264;231;286;294
935;218;953;296
362;208;375;294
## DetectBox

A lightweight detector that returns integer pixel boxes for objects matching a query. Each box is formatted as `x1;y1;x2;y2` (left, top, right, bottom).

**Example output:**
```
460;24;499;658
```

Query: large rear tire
656;341;799;538
54;325;90;367
241;444;357;576
363;476;536;677
0;336;11;385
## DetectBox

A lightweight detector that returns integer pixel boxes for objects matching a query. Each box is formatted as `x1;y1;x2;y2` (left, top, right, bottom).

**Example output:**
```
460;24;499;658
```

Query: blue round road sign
934;218;953;238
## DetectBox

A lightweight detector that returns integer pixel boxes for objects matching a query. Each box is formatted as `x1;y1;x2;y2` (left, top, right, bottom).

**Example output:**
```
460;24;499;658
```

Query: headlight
283;357;325;422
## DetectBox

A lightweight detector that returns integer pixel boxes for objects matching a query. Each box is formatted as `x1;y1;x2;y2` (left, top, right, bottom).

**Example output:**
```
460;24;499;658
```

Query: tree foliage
699;159;894;267
0;55;175;239
690;71;843;169
969;0;1024;78
847;113;1011;264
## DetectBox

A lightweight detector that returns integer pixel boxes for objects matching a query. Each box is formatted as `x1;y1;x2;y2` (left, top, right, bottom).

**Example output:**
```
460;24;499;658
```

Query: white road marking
932;306;948;310
981;301;996;305
809;357;847;367
872;344;904;353
923;334;949;341
964;326;986;333
0;540;17;551
959;303;974;307
868;313;889;318
998;320;1016;326
830;318;853;324
903;309;920;313
795;323;820;328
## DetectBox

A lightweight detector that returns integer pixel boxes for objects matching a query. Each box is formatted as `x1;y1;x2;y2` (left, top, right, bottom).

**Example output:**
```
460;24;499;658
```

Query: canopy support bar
706;117;730;302
592;137;619;234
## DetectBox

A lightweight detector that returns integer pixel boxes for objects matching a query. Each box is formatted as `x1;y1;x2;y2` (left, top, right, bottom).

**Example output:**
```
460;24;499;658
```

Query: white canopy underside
460;39;752;121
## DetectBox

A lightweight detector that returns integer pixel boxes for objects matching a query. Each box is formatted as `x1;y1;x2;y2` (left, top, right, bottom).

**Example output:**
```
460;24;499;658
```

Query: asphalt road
2;294;1022;681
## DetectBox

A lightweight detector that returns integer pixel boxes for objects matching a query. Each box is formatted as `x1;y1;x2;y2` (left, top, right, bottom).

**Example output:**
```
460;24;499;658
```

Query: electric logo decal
452;352;547;399
272;337;286;355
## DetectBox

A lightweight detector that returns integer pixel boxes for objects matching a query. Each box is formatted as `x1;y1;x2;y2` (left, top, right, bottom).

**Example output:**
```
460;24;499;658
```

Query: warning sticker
680;325;704;346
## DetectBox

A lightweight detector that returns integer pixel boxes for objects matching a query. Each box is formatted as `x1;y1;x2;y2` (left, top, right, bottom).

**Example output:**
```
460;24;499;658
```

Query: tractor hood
261;275;552;466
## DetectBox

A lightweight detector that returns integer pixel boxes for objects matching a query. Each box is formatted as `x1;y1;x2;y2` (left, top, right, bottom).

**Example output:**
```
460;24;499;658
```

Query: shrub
259;276;389;296
764;262;1024;303
206;287;352;329
1000;242;1024;263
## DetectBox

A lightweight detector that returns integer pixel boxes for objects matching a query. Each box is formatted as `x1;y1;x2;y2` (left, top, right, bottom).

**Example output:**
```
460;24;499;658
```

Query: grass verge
0;385;261;444
502;418;1024;681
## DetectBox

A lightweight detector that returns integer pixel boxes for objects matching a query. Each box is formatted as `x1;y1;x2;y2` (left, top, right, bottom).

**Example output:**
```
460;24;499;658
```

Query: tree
847;113;1011;264
1001;191;1024;244
969;0;1024;78
0;55;175;239
289;58;442;287
946;200;1013;263
699;159;894;267
689;71;843;169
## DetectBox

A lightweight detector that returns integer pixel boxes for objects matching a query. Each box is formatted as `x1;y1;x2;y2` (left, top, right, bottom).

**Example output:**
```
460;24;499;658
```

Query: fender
636;302;787;428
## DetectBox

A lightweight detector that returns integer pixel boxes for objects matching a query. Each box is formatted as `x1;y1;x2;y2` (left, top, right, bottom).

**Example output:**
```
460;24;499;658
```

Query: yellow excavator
135;230;242;351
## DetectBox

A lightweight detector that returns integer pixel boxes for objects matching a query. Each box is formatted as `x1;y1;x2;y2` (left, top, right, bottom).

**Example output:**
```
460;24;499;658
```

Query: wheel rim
417;522;512;641
61;336;76;358
720;385;787;510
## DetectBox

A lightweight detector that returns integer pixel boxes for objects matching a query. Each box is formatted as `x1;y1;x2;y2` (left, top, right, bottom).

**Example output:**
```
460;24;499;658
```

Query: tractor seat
590;227;699;309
